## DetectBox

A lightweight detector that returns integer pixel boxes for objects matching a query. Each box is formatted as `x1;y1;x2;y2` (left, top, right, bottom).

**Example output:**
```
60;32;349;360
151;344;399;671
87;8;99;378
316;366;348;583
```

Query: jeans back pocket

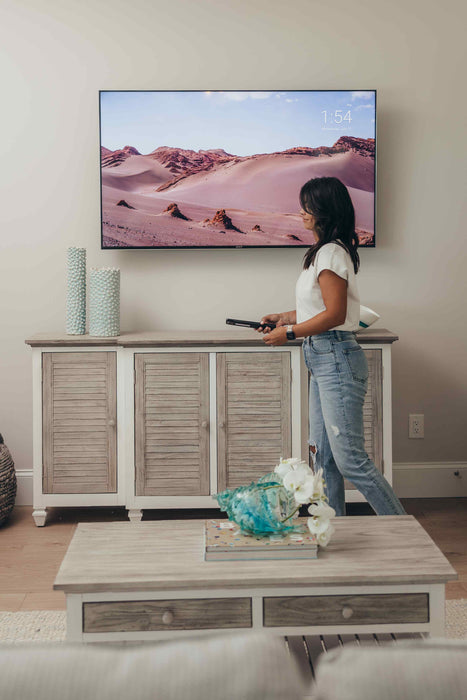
343;346;368;384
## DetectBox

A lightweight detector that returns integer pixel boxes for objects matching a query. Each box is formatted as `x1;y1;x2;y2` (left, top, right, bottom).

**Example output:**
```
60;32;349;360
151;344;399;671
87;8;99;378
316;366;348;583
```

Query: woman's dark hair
300;177;360;273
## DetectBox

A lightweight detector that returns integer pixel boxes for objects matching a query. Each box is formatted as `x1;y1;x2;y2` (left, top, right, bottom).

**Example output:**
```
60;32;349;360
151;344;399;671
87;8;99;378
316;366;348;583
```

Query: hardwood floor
1;499;466;611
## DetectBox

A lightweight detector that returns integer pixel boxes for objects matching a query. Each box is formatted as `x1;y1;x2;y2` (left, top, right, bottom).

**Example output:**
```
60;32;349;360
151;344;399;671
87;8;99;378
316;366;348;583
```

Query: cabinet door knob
162;611;174;625
108;419;116;427
342;606;353;619
218;421;225;429
201;420;208;429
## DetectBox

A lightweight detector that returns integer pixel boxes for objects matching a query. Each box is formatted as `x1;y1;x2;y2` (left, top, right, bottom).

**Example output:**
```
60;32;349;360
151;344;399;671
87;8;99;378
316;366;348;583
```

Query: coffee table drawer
263;593;429;627
83;598;252;633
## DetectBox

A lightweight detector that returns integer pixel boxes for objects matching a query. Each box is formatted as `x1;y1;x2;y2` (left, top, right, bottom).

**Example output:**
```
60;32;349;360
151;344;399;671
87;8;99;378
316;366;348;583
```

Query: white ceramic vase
66;247;86;335
89;267;120;337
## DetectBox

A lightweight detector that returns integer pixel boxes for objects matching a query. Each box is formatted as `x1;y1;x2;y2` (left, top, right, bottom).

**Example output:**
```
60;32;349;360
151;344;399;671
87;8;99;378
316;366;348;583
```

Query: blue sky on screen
100;90;375;157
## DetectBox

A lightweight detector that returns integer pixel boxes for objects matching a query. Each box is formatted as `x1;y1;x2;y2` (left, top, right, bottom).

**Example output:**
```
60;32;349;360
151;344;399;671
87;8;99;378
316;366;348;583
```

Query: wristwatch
286;325;296;341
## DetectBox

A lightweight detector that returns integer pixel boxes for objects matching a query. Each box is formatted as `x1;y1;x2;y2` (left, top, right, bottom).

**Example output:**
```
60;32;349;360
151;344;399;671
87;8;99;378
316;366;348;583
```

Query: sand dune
101;141;374;247
101;155;172;193
161;151;373;216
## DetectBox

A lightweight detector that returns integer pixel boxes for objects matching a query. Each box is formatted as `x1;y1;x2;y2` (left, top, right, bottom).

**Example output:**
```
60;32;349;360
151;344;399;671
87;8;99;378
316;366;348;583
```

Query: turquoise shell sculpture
214;473;304;536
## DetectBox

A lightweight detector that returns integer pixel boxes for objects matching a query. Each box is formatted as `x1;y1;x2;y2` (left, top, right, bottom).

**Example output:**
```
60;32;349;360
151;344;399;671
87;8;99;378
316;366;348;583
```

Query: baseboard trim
13;463;467;506
393;462;467;498
394;461;467;471
15;469;33;506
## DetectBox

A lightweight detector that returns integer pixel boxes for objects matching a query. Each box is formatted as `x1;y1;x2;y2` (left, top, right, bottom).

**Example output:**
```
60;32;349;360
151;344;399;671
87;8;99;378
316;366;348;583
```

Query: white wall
1;0;466;480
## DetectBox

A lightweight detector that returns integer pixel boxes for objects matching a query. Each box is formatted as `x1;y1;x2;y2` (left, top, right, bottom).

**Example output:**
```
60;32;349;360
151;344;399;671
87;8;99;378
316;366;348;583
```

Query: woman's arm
279;310;297;325
263;271;347;346
294;270;347;338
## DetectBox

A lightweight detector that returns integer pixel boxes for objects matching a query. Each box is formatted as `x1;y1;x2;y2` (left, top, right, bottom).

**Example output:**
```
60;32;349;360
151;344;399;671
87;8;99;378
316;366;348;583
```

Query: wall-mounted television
99;90;376;249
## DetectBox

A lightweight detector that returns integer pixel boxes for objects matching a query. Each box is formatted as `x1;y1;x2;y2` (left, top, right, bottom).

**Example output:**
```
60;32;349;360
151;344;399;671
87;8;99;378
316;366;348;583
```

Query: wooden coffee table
54;515;457;643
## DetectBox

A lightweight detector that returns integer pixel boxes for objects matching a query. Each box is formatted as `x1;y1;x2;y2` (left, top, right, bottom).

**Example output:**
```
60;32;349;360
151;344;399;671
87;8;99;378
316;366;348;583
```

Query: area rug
0;600;466;642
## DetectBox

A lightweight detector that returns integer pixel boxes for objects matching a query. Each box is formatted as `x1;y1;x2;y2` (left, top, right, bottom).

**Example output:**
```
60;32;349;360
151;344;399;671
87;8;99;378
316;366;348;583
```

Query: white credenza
25;329;398;526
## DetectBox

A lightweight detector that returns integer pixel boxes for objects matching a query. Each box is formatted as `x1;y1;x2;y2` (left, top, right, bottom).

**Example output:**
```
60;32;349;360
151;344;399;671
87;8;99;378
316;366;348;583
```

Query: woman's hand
256;313;282;334
256;313;291;334
262;326;288;346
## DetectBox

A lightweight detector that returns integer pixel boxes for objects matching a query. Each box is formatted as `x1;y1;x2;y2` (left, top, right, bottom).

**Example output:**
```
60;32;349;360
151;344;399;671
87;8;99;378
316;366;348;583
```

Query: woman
259;176;405;517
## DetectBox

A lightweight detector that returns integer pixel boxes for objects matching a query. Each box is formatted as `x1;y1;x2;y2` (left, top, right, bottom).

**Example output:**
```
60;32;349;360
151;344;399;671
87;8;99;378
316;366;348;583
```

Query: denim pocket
310;337;333;354
343;346;368;383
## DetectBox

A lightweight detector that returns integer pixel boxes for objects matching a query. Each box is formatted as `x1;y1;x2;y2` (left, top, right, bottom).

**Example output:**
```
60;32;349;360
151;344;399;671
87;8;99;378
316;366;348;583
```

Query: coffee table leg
66;594;83;642
428;585;445;637
252;596;263;629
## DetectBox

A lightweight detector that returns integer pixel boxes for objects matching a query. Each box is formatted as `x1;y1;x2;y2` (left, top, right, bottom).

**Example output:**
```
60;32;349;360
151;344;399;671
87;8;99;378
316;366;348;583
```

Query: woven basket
0;433;17;526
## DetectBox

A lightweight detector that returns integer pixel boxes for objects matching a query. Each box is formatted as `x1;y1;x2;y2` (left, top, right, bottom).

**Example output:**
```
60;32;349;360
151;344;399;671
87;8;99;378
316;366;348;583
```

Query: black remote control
226;318;277;330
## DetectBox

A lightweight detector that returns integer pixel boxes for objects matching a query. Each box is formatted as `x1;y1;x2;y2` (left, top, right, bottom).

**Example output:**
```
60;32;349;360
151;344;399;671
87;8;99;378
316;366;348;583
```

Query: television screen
100;90;376;249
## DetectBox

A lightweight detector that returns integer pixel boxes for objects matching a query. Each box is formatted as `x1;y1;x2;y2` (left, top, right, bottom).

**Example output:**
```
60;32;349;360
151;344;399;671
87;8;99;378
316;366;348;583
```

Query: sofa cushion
311;637;467;700
0;632;304;700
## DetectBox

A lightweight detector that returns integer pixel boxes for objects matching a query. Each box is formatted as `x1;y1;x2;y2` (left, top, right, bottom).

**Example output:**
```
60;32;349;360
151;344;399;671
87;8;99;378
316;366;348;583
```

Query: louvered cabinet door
42;352;117;494
135;353;210;496
217;352;291;491
344;348;383;491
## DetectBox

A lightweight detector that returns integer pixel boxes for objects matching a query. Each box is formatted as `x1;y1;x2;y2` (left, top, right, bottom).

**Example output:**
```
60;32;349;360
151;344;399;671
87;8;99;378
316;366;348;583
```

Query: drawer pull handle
342;606;353;619
162;611;174;625
201;420;208;429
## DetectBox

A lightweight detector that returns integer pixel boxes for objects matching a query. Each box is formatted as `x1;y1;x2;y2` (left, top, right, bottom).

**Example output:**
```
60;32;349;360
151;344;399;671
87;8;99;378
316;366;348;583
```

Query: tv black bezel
99;89;377;250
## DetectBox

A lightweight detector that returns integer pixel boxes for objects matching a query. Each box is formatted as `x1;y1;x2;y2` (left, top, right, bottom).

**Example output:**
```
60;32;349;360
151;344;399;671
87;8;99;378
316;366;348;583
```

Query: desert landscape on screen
101;136;375;248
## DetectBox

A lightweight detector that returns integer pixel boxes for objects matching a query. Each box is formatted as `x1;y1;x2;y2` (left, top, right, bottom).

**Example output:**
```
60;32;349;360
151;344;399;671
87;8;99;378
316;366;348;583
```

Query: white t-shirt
295;242;360;331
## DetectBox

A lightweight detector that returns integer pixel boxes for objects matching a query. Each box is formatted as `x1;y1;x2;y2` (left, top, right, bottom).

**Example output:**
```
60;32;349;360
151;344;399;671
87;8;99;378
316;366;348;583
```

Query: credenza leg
128;509;143;523
32;508;48;527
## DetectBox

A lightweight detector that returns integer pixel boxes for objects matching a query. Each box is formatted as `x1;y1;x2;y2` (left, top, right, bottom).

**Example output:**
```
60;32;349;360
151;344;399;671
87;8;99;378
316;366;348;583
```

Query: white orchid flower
316;524;335;547
283;465;312;491
274;457;311;480
269;458;336;546
283;468;306;492
308;501;336;520
274;461;294;480
307;515;332;536
288;474;316;504
284;457;306;467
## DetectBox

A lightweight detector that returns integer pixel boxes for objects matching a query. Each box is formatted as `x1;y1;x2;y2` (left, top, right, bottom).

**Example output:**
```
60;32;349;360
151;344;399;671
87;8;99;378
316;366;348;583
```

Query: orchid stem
281;506;300;523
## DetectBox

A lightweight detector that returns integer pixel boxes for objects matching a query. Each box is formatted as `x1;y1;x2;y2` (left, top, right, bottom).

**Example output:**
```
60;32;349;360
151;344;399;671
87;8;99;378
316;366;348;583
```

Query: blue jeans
302;331;406;517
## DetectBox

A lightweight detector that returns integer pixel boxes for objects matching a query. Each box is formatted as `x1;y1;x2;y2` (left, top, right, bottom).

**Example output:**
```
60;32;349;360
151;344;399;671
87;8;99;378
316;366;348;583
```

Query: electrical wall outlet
409;414;424;439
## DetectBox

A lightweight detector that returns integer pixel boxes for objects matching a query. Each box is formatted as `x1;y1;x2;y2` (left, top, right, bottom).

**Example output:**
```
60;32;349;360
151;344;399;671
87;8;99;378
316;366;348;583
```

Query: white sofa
311;636;467;700
0;632;304;700
1;633;466;700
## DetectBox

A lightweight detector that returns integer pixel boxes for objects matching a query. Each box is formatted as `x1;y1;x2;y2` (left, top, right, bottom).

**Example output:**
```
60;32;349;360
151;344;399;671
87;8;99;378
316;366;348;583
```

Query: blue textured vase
214;473;303;536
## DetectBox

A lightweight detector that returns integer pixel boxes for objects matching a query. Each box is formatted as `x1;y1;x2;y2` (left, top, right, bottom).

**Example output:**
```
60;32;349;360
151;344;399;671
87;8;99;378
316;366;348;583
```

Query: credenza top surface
53;515;456;593
26;328;398;347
